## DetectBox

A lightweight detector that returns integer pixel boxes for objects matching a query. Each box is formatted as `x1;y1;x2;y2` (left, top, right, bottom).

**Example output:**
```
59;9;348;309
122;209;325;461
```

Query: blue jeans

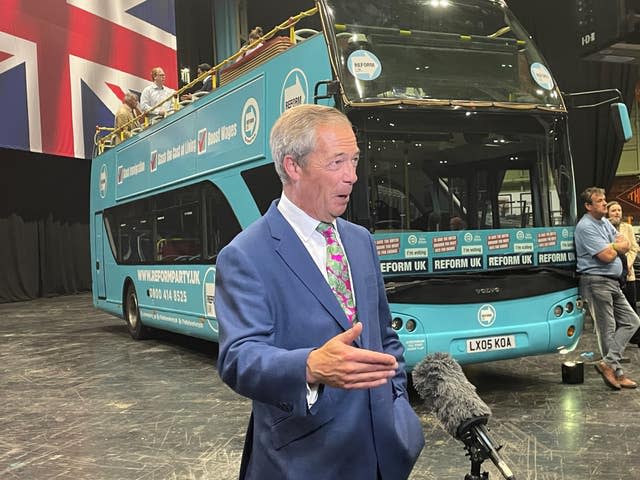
580;274;640;373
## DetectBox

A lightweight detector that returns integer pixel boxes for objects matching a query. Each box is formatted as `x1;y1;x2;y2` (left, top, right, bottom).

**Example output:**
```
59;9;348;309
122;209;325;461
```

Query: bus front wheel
125;283;150;340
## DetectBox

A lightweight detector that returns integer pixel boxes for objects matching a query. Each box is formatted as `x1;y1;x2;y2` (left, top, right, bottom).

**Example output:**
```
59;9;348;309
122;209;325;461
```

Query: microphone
412;352;515;480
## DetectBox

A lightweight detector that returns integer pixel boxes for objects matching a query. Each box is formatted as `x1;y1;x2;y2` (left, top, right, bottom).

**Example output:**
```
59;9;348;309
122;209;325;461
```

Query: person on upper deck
113;92;141;145
180;63;213;102
238;26;264;60
139;67;175;117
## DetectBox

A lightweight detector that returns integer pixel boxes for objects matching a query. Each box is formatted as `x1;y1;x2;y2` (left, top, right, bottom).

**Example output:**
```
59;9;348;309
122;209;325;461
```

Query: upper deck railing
94;6;319;156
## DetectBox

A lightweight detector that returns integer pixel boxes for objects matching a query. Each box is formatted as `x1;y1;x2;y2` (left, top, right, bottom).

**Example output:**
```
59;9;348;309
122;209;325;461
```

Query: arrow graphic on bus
283;75;306;110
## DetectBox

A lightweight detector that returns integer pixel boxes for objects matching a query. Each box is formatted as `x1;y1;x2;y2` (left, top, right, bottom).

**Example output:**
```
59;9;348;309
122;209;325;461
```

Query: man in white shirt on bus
139;67;175;117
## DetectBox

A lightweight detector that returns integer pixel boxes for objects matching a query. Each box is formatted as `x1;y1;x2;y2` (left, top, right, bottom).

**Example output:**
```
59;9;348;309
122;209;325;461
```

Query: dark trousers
625;280;640;344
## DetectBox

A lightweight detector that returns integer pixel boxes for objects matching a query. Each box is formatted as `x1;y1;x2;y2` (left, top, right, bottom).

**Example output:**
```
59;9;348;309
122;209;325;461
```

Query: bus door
94;213;106;299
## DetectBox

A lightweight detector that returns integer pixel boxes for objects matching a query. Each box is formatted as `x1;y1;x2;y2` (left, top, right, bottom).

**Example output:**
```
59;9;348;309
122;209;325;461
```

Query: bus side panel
88;34;335;336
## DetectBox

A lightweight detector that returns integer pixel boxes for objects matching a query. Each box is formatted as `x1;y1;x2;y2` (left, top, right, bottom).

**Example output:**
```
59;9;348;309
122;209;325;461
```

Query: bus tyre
125;284;150;340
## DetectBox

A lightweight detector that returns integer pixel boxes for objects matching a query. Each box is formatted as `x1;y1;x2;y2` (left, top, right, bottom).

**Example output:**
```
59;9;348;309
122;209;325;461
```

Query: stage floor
1;293;638;479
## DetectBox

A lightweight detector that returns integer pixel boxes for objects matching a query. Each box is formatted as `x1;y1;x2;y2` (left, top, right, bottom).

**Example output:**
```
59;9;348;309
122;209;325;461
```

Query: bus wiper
385;279;429;294
384;266;577;295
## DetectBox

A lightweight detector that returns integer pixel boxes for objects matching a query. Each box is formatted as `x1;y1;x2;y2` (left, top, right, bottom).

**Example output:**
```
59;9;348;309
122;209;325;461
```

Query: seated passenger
237;26;264;61
449;216;467;231
139;67;175;117
114;92;141;145
180;63;212;101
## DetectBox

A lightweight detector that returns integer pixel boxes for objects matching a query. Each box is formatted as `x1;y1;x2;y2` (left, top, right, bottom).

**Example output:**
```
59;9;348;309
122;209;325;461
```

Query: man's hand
306;322;398;389
614;234;630;254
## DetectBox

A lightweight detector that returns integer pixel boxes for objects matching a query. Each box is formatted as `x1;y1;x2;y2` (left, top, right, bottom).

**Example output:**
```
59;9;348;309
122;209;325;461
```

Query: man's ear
283;155;301;181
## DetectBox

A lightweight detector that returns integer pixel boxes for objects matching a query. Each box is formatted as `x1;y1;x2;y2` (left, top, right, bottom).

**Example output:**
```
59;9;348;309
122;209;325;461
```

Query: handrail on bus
94;6;319;155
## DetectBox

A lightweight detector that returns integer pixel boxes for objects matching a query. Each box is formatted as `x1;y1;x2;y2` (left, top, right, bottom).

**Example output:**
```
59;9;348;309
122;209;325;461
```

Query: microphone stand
458;416;492;480
464;445;490;480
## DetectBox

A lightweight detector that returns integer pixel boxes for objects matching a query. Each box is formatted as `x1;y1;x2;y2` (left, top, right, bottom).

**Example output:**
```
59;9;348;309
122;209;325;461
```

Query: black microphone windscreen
412;352;491;438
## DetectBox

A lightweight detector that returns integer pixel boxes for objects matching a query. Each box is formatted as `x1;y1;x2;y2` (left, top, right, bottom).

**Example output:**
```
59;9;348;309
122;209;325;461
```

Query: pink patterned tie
317;222;357;323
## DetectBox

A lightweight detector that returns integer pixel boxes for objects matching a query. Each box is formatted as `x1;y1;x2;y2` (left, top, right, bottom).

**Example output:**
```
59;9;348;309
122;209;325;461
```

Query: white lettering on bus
434;258;469;269
489;255;522;267
120;161;145;181
207;123;238;146
538;252;574;263
137;269;201;285
380;261;412;273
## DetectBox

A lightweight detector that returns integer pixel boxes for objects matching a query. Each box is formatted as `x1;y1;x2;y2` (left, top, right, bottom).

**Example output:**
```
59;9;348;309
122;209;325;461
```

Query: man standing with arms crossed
575;187;640;389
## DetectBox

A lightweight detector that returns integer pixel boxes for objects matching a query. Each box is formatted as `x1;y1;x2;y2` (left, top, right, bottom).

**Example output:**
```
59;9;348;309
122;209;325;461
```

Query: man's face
154;69;166;87
607;203;622;226
125;96;138;109
286;123;359;223
586;193;608;219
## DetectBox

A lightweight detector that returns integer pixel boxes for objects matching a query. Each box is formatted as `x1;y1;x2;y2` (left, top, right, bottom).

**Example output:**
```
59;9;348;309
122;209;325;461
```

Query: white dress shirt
277;193;356;408
139;83;175;114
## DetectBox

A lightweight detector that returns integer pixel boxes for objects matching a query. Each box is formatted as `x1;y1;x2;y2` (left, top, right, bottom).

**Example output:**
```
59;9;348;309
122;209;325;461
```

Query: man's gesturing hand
306;322;398;389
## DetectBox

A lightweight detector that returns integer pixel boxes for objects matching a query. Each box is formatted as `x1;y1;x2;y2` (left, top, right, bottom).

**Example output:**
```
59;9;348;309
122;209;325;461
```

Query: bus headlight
565;302;574;313
405;319;417;332
391;317;403;330
554;305;563;317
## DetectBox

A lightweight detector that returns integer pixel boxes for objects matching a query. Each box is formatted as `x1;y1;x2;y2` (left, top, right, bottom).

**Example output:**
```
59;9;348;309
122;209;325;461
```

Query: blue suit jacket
216;202;424;480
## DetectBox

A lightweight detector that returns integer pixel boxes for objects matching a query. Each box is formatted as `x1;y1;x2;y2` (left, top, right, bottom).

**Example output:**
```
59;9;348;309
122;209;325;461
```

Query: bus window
350;109;574;232
154;187;202;262
104;181;241;264
105;199;152;263
204;183;242;262
242;163;281;215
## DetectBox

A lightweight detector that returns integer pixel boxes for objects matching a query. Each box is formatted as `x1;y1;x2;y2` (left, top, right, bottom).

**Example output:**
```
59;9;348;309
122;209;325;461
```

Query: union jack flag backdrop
0;0;177;159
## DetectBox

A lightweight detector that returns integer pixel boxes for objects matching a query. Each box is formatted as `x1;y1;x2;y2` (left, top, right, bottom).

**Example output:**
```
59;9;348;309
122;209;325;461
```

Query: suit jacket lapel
338;219;370;349
266;204;357;340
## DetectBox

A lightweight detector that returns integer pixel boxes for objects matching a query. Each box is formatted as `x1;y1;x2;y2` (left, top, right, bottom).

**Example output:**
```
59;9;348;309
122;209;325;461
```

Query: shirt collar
278;192;335;241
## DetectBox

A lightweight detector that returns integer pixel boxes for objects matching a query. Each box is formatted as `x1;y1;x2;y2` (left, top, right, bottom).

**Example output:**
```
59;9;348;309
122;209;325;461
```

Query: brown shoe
617;375;638;389
594;361;621;390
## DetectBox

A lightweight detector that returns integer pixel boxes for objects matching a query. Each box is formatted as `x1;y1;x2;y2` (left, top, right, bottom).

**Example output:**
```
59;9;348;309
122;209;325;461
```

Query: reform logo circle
99;164;107;198
530;62;554;90
242;97;260;145
477;304;496;327
347;50;382;81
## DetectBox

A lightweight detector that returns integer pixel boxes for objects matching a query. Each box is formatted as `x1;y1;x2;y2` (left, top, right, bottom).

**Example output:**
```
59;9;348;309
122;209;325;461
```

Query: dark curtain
0;215;40;301
0;148;91;303
568;63;638;195
175;0;216;88
507;0;638;195
0;215;90;302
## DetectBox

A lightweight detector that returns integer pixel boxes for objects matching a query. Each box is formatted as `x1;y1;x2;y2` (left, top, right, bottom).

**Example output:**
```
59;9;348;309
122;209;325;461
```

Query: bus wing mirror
611;102;633;142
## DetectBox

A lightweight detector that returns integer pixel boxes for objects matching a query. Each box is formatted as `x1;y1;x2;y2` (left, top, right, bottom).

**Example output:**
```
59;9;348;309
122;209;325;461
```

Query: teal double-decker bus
90;0;585;367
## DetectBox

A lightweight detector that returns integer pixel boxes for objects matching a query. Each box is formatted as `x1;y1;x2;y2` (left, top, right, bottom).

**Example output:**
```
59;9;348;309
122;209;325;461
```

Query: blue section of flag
126;0;176;36
81;80;115;158
0;63;29;150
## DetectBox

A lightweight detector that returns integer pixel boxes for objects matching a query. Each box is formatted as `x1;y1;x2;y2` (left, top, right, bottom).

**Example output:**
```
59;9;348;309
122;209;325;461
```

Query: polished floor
1;294;639;480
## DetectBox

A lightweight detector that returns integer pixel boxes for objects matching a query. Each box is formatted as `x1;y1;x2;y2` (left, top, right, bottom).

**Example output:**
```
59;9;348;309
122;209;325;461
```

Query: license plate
466;335;516;353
